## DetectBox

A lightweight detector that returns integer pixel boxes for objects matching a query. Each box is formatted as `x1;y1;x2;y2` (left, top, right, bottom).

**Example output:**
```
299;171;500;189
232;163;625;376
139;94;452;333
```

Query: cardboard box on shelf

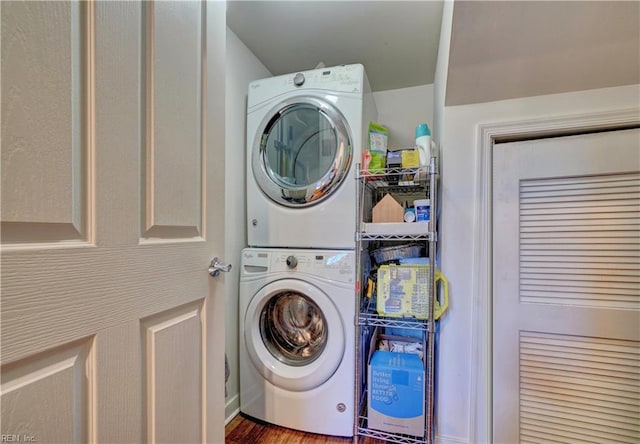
372;194;404;223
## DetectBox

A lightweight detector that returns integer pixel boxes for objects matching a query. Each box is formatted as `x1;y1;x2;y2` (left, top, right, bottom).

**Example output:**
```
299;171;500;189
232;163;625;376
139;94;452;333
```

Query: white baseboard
436;434;469;444
225;394;240;425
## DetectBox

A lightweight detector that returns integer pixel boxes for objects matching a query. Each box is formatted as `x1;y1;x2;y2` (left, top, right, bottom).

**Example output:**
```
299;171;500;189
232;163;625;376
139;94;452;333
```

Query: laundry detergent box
368;350;425;436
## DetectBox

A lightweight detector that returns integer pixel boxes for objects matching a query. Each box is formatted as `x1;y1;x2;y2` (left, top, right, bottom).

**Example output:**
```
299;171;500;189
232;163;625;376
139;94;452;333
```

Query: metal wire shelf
357;232;436;242
353;159;438;444
357;312;433;331
356;426;429;444
356;387;434;444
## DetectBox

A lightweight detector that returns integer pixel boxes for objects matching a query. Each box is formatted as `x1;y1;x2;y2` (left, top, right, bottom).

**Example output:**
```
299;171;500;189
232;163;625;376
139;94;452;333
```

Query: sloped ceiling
446;1;640;106
226;1;443;92
227;1;640;104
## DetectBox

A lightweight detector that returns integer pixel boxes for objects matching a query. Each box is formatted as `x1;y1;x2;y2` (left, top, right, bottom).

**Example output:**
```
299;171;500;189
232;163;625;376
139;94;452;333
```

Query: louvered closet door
493;128;640;444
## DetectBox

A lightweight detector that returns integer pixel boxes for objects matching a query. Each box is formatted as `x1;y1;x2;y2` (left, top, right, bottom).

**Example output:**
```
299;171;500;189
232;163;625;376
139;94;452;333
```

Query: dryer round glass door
252;97;352;207
244;279;346;392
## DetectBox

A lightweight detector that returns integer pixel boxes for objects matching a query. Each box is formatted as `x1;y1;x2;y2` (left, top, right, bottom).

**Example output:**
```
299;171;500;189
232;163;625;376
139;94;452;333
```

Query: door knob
209;257;231;278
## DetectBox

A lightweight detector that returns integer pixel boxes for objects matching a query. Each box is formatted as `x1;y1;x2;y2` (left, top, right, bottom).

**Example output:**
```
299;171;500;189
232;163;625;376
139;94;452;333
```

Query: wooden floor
225;413;386;444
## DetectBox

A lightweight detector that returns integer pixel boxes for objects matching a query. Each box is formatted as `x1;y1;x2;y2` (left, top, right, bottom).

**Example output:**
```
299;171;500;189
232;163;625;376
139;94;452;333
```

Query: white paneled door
1;2;226;443
493;128;640;443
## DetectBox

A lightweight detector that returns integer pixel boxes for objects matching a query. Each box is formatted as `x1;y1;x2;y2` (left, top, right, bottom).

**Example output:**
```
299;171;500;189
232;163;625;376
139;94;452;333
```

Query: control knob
293;73;305;87
286;255;298;269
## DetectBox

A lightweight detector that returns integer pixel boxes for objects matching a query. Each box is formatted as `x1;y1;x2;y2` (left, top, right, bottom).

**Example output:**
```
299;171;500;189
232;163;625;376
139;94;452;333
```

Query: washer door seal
244;279;346;392
251;97;352;208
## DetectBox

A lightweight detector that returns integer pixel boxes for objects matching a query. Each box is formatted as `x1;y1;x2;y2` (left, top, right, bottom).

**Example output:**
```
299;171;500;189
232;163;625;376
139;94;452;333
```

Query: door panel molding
141;0;205;242
470;108;640;444
141;299;205;444
1;1;96;247
0;337;96;443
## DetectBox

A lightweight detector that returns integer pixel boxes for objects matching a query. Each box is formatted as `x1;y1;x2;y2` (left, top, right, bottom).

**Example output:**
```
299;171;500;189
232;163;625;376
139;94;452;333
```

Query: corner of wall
224;26;272;423
433;0;454;145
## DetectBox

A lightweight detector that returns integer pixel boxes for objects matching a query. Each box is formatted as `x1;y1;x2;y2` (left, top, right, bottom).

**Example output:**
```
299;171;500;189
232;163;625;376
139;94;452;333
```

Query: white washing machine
239;248;355;436
246;64;378;249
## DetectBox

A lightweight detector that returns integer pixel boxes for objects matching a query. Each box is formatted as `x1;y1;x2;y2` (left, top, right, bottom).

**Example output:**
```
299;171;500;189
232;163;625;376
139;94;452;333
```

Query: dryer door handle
209;257;232;278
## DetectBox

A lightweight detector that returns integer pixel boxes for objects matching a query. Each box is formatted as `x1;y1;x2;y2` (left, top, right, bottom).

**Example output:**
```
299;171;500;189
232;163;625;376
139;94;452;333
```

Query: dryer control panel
247;63;366;109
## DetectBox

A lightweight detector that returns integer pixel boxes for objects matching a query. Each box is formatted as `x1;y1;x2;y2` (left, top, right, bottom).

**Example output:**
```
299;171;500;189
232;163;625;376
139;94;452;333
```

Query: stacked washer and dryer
239;64;377;437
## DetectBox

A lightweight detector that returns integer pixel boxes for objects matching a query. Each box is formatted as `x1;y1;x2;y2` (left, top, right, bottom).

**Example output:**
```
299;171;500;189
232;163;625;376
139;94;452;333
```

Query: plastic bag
363;121;388;175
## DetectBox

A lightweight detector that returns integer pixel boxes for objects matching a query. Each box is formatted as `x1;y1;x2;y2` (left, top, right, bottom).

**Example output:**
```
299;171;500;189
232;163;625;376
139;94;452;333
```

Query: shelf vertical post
426;156;438;443
353;163;361;444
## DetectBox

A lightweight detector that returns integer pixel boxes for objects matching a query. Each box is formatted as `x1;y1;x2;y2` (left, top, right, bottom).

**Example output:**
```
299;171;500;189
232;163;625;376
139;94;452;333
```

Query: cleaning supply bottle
415;123;431;168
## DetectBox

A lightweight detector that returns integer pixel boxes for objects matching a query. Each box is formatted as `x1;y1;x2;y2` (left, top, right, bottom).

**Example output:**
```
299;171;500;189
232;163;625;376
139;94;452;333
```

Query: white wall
433;4;640;442
435;84;640;444
224;28;271;422
373;85;434;149
433;0;454;145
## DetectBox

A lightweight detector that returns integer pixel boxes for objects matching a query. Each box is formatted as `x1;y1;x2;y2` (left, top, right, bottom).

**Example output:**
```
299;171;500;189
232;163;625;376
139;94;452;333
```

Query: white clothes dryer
239;248;355;436
246;64;377;249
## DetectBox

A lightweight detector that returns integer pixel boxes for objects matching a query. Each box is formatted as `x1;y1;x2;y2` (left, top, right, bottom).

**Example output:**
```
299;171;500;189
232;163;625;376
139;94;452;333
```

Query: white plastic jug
415;123;431;168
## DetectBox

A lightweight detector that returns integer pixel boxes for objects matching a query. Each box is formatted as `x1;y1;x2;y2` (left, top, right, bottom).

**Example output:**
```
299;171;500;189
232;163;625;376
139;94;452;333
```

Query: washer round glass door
244;279;345;392
252;97;352;207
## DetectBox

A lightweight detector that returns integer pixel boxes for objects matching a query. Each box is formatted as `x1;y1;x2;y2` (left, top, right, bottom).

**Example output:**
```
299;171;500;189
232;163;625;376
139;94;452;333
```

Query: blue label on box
369;351;424;419
415;206;430;222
